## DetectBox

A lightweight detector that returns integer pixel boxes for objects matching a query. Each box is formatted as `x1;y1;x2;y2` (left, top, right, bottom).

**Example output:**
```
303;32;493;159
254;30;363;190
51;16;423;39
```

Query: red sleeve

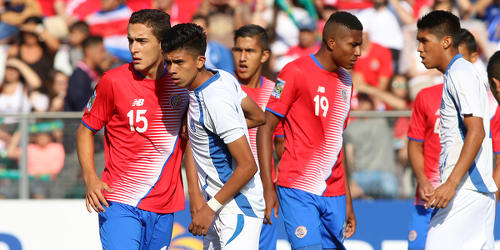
81;73;115;131
379;45;394;78
266;63;299;117
273;119;285;137
491;107;500;154
407;90;426;142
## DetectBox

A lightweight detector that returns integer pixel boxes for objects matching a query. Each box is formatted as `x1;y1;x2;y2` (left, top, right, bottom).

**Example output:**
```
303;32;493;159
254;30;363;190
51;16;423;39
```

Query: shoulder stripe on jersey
81;120;98;132
226;214;244;245
445;54;462;74
266;107;285;118
136;135;180;207
408;136;424;142
309;54;326;71
194;71;221;93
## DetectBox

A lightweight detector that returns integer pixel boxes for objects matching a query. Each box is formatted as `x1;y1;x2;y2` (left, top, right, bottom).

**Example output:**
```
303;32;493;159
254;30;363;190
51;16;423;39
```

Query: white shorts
425;189;495;250
204;213;263;250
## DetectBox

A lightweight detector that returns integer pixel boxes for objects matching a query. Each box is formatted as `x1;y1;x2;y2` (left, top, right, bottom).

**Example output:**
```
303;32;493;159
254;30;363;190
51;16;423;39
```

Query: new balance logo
132;99;144;106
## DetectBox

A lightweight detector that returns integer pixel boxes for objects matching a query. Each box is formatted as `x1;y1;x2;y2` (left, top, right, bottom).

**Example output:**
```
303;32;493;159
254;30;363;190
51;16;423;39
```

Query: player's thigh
259;208;278;250
207;213;262;249
140;212;174;250
426;189;495;250
318;195;346;250
277;186;322;249
99;202;142;250
407;205;432;250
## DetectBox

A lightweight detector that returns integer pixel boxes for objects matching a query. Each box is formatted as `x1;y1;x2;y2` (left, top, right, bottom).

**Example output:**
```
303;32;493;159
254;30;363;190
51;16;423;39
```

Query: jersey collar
445;53;462;75
194;70;220;93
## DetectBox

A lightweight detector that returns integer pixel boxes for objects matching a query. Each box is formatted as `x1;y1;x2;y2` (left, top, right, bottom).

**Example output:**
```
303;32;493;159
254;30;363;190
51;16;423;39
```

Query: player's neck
83;58;96;70
190;67;214;91
237;71;262;89
141;60;165;80
315;48;339;72
438;50;459;74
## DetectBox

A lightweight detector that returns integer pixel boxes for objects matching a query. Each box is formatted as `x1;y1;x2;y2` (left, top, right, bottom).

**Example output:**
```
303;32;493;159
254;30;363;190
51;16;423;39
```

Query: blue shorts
98;201;174;250
259;208;278;250
407;205;433;250
277;186;346;250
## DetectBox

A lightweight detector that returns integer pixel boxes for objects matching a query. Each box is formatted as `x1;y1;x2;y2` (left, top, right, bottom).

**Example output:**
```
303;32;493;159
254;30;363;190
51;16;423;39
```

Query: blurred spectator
54;21;89;76
65;35;104;111
155;0;201;25
48;70;68;112
344;93;399;199
0;0;41;40
192;14;235;73
85;0;132;62
274;17;320;72
8;16;60;93
357;0;405;72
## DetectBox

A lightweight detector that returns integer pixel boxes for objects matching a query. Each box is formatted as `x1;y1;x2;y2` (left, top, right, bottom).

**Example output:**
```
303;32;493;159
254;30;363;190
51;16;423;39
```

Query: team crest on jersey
189;118;196;133
86;90;96;111
170;95;181;108
341;89;348;102
440;99;445;110
408;230;417;242
295;226;307;238
272;78;286;99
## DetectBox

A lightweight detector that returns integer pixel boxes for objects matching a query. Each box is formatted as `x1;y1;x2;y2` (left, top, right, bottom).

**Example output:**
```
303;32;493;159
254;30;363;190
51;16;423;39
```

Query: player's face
127;23;163;74
232;36;269;81
330;27;362;70
165;48;204;90
416;29;444;70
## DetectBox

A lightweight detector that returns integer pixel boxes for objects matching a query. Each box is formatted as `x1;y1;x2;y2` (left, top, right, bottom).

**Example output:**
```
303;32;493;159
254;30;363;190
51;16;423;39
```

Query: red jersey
81;64;189;213
266;55;351;196
353;42;393;88
240;76;284;181
407;84;442;205
491;106;500;154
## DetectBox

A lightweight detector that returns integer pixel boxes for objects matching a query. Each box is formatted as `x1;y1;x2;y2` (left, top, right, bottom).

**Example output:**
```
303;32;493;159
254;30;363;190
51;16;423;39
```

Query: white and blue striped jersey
439;54;498;193
187;70;265;218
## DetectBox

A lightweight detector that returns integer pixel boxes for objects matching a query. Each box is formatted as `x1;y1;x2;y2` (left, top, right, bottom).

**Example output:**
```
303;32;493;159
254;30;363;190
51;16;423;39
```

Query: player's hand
189;203;215;236
84;176;113;213
263;185;279;225
345;201;356;238
416;178;435;202
425;181;457;209
189;192;206;217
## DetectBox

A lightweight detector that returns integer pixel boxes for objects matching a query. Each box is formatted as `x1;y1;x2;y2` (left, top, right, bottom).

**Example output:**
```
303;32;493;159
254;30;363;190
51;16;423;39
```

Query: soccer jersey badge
295;226;307;238
408;230;417;242
341;89;348;103
86;90;96;111
272;78;286;98
170;95;181;108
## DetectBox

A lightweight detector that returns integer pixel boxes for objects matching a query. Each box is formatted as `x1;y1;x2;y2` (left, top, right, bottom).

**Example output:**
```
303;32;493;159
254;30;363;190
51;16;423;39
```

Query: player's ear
260;49;270;64
493;77;500;95
441;36;452;49
196;55;206;70
326;36;336;51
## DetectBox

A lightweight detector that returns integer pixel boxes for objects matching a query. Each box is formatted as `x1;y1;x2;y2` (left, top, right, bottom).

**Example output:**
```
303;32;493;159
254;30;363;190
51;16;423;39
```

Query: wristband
207;197;223;212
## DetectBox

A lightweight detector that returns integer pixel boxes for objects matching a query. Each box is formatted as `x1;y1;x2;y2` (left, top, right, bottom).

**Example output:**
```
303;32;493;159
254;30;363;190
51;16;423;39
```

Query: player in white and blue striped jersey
163;23;266;249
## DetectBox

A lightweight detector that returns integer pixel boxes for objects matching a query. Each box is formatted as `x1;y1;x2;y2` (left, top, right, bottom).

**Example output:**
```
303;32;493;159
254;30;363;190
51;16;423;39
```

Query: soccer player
163;23;266;249
76;9;189;249
257;11;362;249
406;27;497;250
416;11;497;249
487;51;500;200
231;24;284;250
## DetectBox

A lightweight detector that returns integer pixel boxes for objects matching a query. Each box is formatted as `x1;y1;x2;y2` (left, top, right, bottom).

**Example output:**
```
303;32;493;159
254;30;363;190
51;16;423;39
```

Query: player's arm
189;135;258;236
344;158;357;238
241;95;265;129
426;115;485;209
184;143;206;218
409;139;434;201
274;136;285;160
76;124;113;213
493;154;500;202
257;111;281;224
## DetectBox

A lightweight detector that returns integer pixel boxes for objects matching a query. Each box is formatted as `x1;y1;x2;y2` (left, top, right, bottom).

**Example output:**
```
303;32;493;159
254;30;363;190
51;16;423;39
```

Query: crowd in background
0;0;498;199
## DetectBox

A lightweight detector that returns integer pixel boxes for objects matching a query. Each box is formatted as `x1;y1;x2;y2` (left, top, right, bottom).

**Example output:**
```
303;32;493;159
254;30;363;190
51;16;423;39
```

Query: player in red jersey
487;51;500;201
257;11;362;249
231;24;284;250
76;9;189;249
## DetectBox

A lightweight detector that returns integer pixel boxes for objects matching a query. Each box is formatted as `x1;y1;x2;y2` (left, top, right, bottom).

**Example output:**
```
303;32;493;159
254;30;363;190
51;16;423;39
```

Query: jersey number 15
127;109;148;133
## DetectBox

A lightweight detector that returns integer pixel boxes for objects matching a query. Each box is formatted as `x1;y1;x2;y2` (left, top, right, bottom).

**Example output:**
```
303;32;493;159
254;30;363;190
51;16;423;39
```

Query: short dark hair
417;10;460;45
488;51;500;84
69;21;89;34
129;9;171;42
234;24;269;51
322;11;362;41
162;23;207;56
82;35;103;50
454;28;477;53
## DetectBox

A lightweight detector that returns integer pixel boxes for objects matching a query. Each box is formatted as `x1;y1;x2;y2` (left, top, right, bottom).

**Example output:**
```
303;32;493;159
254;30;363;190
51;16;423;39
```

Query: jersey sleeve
273;119;285;138
491;107;500;153
81;73;115;131
407;90;426;142
265;63;299;117
449;71;486;118
205;85;246;145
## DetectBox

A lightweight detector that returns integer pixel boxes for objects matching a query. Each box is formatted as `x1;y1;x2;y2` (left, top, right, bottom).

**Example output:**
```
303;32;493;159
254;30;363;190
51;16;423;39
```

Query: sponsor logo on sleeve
272;78;286;99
